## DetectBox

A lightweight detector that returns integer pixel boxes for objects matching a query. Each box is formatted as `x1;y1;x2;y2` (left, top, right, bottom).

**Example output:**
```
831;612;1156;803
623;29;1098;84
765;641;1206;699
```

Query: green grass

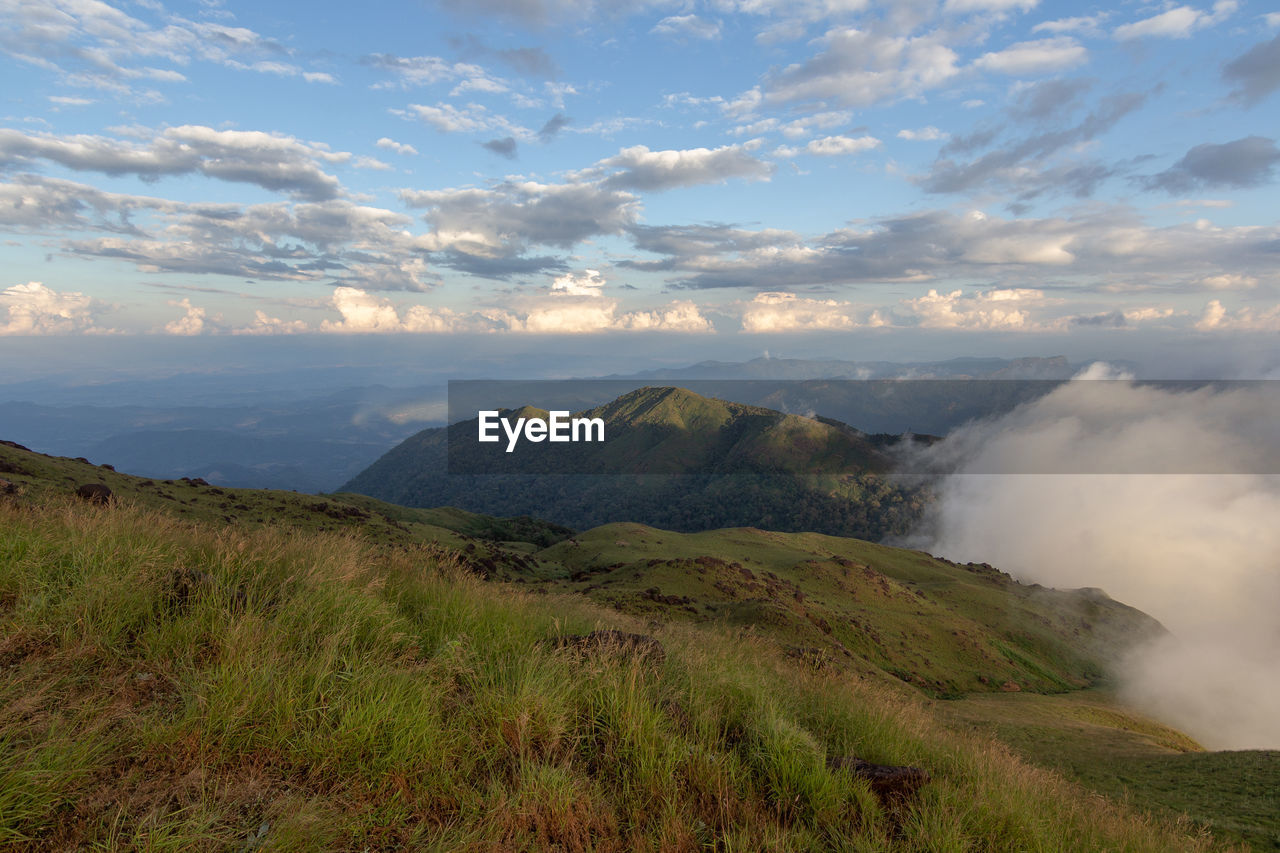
938;692;1279;850
0;496;1235;851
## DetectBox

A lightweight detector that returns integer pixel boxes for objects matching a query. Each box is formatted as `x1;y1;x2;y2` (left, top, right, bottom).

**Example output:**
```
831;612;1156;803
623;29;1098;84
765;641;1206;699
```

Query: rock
828;756;931;805
1000;680;1021;692
553;629;665;664
76;483;113;504
0;478;16;495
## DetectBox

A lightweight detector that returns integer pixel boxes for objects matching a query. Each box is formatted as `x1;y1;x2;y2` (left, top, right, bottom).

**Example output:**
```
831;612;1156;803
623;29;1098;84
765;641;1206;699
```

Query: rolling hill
2;438;1275;849
342;386;933;541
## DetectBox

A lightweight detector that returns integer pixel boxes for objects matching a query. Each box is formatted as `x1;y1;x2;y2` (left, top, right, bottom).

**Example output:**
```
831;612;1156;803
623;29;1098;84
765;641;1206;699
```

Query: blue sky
1;0;1278;345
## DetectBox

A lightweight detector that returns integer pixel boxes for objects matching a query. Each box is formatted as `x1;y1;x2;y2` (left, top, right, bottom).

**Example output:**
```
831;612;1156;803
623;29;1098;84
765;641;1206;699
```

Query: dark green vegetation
343;386;930;541
1;439;1271;849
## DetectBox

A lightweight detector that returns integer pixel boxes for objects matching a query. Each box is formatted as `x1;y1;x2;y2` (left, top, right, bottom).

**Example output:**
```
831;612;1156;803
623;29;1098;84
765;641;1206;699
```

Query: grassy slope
2;440;1272;848
0;496;1230;851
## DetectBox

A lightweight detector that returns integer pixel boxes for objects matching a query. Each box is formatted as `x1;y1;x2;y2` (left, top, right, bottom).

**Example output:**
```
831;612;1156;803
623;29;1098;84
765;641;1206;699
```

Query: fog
913;368;1280;749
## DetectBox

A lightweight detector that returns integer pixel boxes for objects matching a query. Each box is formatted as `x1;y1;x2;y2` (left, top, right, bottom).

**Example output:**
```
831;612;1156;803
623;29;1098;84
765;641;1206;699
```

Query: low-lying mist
907;367;1280;749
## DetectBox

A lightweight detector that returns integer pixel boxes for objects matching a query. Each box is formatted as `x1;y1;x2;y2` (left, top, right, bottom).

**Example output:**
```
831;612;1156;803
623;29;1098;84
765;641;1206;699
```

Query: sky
1;0;1279;351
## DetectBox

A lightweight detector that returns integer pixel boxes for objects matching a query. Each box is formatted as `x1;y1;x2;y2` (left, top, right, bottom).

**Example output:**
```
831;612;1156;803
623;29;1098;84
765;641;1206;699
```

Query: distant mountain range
341;386;932;541
0;355;1080;492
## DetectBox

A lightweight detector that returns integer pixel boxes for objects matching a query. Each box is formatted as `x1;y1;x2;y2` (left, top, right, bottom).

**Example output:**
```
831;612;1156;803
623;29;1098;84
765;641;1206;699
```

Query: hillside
0;471;1231;851
342;386;930;541
2;439;1275;848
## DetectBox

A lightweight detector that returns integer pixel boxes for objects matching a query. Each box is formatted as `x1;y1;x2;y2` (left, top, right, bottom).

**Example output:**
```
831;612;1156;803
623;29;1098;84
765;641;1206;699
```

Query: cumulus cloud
898;126;947;141
971;37;1087;75
913;377;1280;747
0;126;351;200
401;102;532;139
303;285;710;335
1113;1;1236;40
1195;299;1280;331
902;286;1050;330
550;268;606;296
538;112;572;141
376;137;419;156
401;179;638;261
0;0;327;99
1224;35;1280;106
763;27;960;107
624;207;1280;293
740;291;856;332
162;298;210;336
597;144;774;190
0;281;107;335
651;14;722;40
775;135;881;158
1141;137;1280;193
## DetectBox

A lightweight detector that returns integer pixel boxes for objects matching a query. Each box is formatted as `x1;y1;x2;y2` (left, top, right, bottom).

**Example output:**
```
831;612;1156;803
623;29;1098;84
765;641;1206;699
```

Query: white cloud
776;134;882;158
234;310;310;335
1195;299;1280;331
1113;2;1236;40
597;144;774;190
740;291;855;332
902;287;1049;330
551;269;606;296
651;14;722;40
162;298;208;335
972;37;1087;74
1032;15;1107;35
1199;274;1258;291
943;0;1037;11
376;137;418;156
898;126;947;141
402;102;531;139
765;28;960;107
0;281;106;335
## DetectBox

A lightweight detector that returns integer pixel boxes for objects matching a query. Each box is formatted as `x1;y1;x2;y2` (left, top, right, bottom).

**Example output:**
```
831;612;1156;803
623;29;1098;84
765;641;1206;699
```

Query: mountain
3;437;1268;849
342;386;932;541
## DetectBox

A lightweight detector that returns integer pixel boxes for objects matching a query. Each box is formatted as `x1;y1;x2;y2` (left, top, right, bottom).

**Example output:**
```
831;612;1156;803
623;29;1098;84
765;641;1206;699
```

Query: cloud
481;136;519;159
898;126;947;141
1195;299;1280;331
971;37;1087;75
1223;35;1280;106
550;268;606;296
651;14;722;40
775;135;881;158
1031;14;1108;35
234;310;310;335
1141;137;1280;193
0;126;350;201
740;291;856;332
920;90;1145;199
943;0;1037;11
401;102;531;139
901;286;1049;330
376;137;419;156
626;207;1280;294
763;27;960;107
400;179;639;260
1113;1;1236;40
0;0;326;99
912;378;1280;748
162;298;210;335
512;296;713;333
364;53;509;94
447;35;560;78
0;281;107;335
596;144;774;190
538;112;572;141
